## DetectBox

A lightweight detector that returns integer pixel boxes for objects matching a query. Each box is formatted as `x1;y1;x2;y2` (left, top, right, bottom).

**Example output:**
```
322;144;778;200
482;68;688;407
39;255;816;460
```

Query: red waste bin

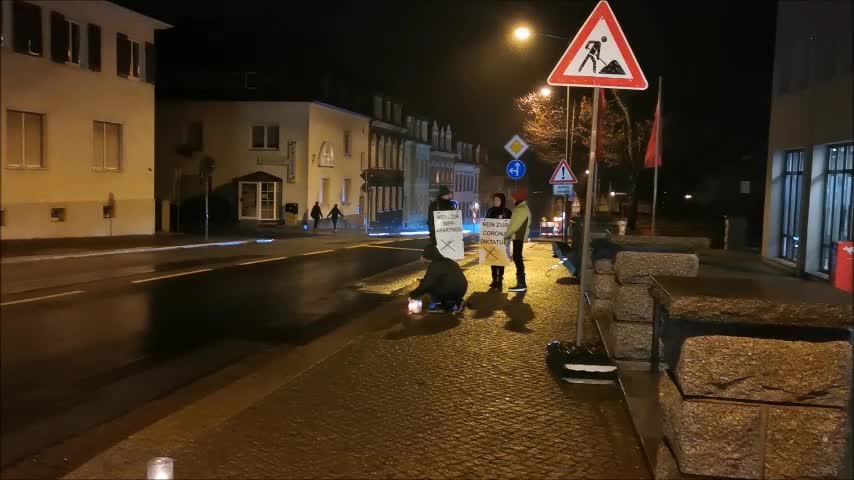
831;241;853;293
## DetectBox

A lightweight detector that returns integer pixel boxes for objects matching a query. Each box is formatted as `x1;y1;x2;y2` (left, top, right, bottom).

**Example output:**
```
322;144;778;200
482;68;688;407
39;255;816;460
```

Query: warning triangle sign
547;1;647;90
549;158;578;184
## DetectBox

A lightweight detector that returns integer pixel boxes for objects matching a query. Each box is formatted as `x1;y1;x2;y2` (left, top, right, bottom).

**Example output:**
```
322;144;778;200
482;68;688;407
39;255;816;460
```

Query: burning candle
147;457;174;480
408;298;423;314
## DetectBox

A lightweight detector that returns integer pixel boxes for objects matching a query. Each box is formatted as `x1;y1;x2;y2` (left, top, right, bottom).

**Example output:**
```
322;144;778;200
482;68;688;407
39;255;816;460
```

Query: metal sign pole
204;175;209;241
576;87;600;347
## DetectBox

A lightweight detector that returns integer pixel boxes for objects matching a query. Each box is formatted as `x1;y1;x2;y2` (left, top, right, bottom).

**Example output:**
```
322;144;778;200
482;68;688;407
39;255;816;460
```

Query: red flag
645;94;661;168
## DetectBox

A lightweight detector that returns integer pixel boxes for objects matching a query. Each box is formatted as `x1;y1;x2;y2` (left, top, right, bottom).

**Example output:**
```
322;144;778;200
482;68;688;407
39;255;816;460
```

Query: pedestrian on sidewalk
310;202;323;231
410;244;468;313
427;185;455;245
327;204;343;232
504;189;531;293
485;192;512;290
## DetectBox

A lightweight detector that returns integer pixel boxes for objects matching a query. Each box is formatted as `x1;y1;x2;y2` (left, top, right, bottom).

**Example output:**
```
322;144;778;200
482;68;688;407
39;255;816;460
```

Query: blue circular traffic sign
506;160;526;180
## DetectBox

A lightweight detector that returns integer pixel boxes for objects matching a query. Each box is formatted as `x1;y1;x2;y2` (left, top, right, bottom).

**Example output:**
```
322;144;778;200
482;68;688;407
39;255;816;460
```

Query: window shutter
50;11;67;63
144;42;156;84
87;24;101;71
116;32;130;77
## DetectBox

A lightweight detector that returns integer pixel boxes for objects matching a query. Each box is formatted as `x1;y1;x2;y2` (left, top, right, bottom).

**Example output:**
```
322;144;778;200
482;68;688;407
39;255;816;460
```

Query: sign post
549;158;578;243
504;134;528;186
546;0;647;347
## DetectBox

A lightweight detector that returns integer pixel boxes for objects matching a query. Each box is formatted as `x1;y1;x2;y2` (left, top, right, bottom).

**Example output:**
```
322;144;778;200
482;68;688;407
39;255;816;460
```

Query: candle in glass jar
408;298;422;314
147;457;174;480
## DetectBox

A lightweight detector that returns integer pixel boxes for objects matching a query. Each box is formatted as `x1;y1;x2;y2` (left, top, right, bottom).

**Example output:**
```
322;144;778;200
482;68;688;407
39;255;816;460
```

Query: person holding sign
427;185;455;245
484;193;512;290
504;189;531;292
409;244;468;314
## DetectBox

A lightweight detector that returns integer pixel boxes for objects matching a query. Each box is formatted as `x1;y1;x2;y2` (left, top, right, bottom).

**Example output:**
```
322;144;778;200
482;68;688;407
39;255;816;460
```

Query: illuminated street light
585;169;590;175
684;194;693;200
539;87;552;97
610;192;616;197
514;26;531;41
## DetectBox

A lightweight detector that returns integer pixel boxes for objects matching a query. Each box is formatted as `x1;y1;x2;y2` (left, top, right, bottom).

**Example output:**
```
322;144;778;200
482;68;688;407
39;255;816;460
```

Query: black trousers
331;218;338;230
491;265;505;280
313;217;319;229
512;240;525;284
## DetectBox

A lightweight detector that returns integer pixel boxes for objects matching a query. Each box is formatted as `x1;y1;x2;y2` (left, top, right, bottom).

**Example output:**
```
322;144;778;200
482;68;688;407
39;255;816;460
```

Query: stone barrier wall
658;335;851;479
592;250;699;361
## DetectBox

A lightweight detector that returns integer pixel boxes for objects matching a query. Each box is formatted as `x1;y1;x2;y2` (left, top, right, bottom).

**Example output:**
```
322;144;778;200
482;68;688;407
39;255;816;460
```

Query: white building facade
761;1;853;277
155;101;369;226
1;0;169;239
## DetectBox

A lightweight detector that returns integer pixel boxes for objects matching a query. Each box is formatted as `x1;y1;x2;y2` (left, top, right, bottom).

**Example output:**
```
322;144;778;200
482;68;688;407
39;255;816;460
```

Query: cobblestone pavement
73;243;649;479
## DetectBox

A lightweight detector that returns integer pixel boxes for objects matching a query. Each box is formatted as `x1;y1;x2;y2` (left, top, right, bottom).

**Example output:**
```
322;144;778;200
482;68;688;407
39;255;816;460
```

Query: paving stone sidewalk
70;243;648;479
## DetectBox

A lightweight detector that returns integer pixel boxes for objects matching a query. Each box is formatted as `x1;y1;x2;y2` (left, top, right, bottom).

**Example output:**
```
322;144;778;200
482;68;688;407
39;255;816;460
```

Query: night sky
116;0;778;202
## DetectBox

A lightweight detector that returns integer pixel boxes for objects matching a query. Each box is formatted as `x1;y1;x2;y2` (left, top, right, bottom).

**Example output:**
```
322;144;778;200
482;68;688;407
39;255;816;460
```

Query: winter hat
438;185;452;197
512;188;528;203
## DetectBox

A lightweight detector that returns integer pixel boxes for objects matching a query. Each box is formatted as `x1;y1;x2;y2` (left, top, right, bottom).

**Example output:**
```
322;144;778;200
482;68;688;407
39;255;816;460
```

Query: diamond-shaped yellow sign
504;134;529;159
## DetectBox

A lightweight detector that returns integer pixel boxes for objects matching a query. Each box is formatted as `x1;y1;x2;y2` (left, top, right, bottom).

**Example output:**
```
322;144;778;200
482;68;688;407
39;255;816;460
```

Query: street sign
506;159;526;180
549;158;578;184
553;184;574;196
547;1;647;90
504;134;529;159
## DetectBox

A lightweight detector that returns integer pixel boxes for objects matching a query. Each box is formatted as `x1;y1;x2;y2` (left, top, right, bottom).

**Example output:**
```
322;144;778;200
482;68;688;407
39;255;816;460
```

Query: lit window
318;141;335;167
344;131;352;156
6;110;44;168
780;150;804;262
93;121;122;170
819;144;854;273
342;178;352;205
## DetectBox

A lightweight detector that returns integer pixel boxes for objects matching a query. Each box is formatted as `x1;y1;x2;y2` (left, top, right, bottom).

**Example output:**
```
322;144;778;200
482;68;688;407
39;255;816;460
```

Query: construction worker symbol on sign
579;36;625;75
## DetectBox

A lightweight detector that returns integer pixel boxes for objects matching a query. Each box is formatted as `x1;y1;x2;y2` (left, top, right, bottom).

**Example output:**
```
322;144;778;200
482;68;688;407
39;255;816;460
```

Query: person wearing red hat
504;188;531;292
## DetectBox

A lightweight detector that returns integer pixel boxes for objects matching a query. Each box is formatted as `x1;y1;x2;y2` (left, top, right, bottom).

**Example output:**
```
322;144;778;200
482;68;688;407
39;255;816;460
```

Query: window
318;141;335;167
50;13;80;64
6;110;44;168
342;179;352;205
116;33;140;78
819;144;854;272
250;124;279;150
185;121;203;152
245;72;257;90
87;24;101;71
344;131;352;156
320;178;331;205
93;121;122;170
780;150;804;262
13;1;42;55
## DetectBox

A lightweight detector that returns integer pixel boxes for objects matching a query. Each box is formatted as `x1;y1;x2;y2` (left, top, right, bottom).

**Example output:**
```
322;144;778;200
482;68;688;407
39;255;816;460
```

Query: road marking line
300;249;334;256
1;290;85;307
131;269;213;284
360;245;423;252
239;256;288;266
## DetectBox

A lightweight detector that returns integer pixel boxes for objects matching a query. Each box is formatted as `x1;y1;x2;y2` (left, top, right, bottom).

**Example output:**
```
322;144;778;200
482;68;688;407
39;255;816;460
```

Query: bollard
147;457;174;480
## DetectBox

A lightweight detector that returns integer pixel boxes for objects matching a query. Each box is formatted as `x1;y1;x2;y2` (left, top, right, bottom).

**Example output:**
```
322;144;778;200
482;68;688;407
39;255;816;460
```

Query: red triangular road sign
547;1;647;90
549;158;578;184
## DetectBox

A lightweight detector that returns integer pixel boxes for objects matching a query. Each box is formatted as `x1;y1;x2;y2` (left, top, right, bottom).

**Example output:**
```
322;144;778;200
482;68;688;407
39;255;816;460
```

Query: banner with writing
434;210;464;260
479;218;511;265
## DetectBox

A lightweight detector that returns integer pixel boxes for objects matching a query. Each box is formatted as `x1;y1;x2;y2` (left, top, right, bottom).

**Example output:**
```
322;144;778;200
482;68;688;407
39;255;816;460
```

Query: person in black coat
484;192;512;289
327;204;343;232
410;244;468;313
310;202;323;230
427;185;455;245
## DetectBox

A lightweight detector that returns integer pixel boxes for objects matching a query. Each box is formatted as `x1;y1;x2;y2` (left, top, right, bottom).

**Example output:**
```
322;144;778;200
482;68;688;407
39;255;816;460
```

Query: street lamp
539;86;552;97
514;26;531;41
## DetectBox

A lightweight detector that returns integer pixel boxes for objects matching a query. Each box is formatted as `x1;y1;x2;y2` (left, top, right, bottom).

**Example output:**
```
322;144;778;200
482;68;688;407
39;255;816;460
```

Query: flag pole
651;76;662;236
576;87;599;347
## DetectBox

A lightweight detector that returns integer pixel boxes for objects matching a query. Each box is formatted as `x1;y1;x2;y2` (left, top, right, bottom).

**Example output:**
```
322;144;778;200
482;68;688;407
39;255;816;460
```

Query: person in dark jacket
410;244;468;313
427;185;455;245
310;202;323;231
484;193;512;290
327;204;343;232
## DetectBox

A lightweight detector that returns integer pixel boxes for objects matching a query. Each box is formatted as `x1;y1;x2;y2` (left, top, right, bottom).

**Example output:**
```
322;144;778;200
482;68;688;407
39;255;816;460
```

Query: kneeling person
410;245;468;313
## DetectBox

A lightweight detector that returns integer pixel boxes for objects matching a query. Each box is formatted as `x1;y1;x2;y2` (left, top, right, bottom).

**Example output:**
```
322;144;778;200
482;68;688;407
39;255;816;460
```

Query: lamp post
514;27;573;243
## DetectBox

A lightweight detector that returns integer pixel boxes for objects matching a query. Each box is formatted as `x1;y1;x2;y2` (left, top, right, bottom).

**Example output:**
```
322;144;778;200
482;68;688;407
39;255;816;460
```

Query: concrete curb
0;240;260;265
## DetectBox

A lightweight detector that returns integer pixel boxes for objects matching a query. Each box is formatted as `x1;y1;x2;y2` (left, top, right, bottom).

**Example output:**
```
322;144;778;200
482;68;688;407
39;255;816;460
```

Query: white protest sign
434;210;464;260
479;219;511;266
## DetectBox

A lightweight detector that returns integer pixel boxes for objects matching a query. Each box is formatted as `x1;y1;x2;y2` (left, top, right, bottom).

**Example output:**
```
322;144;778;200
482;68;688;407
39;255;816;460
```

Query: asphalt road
0;237;429;466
